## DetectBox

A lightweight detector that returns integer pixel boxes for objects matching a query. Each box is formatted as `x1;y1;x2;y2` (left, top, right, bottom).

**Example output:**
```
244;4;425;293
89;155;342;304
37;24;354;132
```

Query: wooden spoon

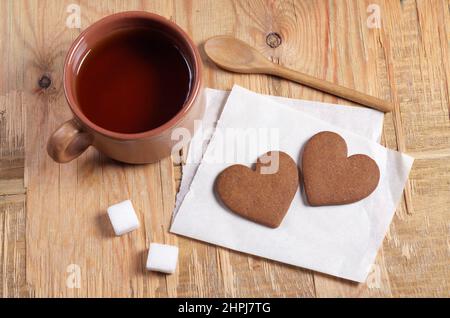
204;36;393;113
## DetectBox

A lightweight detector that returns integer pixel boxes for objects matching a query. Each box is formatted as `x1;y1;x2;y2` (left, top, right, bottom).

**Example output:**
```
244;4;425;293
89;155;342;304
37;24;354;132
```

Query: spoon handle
269;65;393;113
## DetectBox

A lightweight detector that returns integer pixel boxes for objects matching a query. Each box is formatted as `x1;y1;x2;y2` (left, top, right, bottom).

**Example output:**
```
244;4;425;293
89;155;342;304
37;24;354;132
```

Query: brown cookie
302;131;380;206
215;151;299;228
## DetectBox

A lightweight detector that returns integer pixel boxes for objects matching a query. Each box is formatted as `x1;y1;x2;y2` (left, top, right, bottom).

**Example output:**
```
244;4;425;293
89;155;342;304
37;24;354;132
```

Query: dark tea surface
76;27;191;134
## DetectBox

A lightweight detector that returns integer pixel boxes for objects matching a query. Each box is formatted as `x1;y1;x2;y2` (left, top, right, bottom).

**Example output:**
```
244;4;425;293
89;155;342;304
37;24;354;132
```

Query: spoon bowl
204;36;273;73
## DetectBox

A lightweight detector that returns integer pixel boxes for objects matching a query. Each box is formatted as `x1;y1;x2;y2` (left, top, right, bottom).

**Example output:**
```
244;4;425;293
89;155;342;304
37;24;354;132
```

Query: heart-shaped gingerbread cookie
302;131;380;206
215;151;299;228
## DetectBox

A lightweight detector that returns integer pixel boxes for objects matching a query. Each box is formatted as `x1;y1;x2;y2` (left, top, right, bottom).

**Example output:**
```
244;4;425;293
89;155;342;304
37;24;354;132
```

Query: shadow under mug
47;11;204;164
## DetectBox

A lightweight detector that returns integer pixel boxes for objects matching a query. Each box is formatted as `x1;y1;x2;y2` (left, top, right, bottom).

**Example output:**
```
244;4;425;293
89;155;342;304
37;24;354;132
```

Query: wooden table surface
1;0;449;297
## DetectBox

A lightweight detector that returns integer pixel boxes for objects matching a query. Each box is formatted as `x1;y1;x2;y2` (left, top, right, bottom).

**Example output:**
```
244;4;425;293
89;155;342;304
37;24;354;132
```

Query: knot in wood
38;75;52;89
266;32;282;48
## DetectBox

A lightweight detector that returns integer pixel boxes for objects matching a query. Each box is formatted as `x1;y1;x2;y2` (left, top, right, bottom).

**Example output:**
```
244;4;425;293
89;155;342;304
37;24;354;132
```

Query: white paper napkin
173;86;384;218
171;85;413;282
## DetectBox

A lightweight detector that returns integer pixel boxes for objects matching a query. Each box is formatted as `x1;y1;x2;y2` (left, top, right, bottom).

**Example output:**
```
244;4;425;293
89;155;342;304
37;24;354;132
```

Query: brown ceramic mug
47;11;204;164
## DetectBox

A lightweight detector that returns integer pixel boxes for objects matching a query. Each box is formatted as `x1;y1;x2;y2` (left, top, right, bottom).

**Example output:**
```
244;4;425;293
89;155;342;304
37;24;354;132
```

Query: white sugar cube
107;200;139;236
146;243;179;274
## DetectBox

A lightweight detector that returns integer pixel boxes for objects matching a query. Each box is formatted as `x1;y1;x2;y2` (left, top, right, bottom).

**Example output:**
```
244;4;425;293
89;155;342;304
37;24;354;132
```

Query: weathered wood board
0;0;448;297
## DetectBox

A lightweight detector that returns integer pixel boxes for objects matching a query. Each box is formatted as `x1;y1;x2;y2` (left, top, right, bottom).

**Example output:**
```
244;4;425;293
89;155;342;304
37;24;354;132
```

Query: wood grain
0;89;28;297
0;92;25;197
0;0;448;297
0;194;28;297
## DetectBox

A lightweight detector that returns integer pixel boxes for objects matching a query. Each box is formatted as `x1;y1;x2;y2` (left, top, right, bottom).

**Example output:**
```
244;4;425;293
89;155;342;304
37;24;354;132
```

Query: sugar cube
146;243;179;274
107;200;139;236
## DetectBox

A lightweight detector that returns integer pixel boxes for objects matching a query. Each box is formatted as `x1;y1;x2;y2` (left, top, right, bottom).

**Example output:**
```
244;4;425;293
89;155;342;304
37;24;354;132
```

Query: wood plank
0;89;27;297
314;0;450;297
0;91;25;196
0;194;28;297
381;0;450;154
384;157;450;297
377;0;450;297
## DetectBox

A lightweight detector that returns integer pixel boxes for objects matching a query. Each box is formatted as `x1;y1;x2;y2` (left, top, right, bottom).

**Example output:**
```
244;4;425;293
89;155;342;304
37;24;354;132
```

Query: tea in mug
76;27;192;134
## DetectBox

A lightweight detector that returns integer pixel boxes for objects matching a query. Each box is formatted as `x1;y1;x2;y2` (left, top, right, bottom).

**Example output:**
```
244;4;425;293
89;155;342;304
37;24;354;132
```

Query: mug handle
47;119;93;163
